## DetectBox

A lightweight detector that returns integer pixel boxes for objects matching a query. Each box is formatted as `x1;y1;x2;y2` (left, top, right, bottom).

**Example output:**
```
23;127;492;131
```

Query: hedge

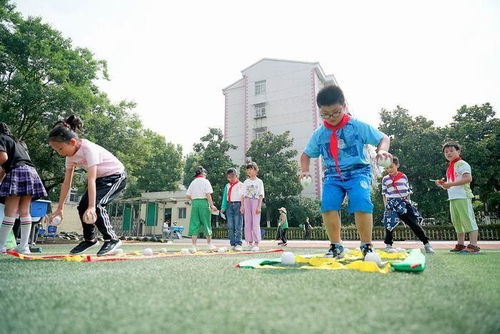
211;224;500;241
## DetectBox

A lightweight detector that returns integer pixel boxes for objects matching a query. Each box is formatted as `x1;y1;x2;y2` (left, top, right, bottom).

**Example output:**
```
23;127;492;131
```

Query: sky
12;0;500;153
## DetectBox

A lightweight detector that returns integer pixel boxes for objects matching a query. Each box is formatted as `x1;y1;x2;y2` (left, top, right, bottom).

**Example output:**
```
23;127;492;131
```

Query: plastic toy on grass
236;249;425;274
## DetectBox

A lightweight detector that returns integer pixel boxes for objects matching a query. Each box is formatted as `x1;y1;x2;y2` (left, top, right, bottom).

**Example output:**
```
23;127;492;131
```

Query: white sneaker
424;243;435;254
234;245;243;252
14;245;31;255
244;245;253;251
251;246;260;252
189;246;197;253
230;246;236;251
207;244;217;252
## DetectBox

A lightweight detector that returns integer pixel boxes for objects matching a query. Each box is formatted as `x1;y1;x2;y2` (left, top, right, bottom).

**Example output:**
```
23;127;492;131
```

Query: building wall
224;79;246;165
223;59;336;198
140;191;192;236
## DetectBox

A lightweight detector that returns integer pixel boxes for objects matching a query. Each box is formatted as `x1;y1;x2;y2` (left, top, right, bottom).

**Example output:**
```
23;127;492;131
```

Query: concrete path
124;239;500;250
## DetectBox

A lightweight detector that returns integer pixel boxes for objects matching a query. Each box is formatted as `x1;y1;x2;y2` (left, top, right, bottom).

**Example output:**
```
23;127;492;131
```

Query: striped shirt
381;173;412;198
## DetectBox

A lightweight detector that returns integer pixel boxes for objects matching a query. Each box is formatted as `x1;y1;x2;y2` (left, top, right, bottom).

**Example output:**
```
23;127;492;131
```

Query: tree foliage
445;103;499;208
183;128;236;206
0;2;183;198
379;104;499;219
135;130;183;193
245;131;302;223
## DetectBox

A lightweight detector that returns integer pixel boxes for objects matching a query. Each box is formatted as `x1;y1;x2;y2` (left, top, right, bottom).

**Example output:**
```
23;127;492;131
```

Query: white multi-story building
222;58;339;199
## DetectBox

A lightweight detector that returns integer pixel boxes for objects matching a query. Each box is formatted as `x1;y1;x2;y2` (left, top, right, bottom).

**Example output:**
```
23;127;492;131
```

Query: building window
254;103;266;119
254;127;267;140
255;80;266;95
178;207;187;219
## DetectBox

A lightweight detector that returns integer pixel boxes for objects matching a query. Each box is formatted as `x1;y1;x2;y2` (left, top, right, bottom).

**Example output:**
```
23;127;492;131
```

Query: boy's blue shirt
304;118;384;171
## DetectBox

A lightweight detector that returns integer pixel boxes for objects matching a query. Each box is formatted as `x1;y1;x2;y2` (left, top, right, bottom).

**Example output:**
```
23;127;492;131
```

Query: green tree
277;196;321;227
379;106;449;219
182;152;201;188
0;1;110;193
245;131;302;224
446;103;500;209
135;130;183;192
0;2;182;200
185;128;236;207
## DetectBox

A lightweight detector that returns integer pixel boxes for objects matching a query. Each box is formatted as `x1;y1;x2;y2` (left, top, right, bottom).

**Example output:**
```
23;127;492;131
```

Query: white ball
300;176;312;187
114;248;124;255
51;216;62;226
281;252;295;265
377;157;392;168
218;247;227;253
142;248;154;256
364;252;382;266
159;248;168;253
180;248;190;254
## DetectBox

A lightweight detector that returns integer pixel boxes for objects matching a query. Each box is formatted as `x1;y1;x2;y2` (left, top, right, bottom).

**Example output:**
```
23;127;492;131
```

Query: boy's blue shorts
321;168;373;214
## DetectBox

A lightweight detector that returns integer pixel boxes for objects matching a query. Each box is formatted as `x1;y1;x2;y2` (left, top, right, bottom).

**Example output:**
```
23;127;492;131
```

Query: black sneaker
97;239;122;256
70;240;99;254
325;243;344;258
360;243;374;256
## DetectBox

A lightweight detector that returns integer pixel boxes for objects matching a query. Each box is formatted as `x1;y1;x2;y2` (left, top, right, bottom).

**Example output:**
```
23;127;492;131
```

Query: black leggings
78;173;127;241
384;203;429;245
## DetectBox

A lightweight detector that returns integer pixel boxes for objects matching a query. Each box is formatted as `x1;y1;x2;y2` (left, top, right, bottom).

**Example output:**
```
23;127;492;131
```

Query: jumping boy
300;85;392;257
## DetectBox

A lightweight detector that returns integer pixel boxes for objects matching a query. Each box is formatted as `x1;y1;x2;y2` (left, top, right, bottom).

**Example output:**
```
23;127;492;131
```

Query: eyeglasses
319;107;343;119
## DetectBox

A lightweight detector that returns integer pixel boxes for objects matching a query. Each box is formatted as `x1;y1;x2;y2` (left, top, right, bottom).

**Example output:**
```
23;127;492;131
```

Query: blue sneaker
325;243;344;258
360;243;374;256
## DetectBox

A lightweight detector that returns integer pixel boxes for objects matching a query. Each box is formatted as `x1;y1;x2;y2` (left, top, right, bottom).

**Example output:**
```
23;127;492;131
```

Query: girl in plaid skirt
0;123;47;254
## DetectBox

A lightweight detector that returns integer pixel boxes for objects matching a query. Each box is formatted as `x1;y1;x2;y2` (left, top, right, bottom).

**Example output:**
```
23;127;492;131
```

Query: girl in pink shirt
48;115;126;256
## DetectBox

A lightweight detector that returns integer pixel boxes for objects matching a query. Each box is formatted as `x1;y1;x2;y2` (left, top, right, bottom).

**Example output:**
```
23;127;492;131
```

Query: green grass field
1;245;499;334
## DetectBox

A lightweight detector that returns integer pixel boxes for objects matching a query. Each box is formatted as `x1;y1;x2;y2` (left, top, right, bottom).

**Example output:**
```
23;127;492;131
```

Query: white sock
19;216;32;248
0;216;16;249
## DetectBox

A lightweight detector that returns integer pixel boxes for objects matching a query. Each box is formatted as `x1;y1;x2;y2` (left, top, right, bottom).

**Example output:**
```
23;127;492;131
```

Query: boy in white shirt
435;142;479;253
220;168;244;251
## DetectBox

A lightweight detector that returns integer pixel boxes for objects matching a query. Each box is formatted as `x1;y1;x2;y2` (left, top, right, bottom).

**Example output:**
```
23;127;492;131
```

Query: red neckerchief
195;175;204;178
323;114;351;177
228;179;239;201
446;157;461;182
389;172;406;196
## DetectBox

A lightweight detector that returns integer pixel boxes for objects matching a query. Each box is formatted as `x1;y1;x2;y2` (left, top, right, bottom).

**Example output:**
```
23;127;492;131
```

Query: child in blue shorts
300;85;392;257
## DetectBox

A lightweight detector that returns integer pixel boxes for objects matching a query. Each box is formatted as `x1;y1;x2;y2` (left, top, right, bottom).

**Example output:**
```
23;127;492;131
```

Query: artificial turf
1;244;499;334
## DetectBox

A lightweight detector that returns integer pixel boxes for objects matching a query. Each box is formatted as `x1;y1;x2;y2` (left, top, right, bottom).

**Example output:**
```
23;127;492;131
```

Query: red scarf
227;179;239;202
323;114;351;177
389;172;405;196
195;175;205;178
446;157;461;182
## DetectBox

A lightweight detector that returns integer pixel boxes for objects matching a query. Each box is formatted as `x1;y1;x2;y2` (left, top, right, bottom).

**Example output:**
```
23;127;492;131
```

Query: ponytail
48;114;83;142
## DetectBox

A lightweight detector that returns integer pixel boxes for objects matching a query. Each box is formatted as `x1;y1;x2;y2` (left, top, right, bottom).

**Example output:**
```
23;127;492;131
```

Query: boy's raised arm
300;153;311;178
